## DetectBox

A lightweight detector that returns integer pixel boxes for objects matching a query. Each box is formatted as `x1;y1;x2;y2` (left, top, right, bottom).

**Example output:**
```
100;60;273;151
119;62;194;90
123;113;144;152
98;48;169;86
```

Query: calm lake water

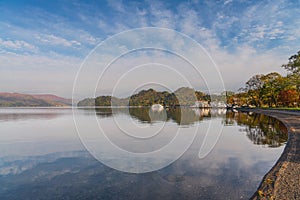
0;108;287;200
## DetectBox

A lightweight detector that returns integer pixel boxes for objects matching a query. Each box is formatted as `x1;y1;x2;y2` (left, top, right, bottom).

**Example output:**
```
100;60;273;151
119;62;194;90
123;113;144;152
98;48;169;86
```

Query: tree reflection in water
94;107;288;147
95;107;227;125
224;111;288;147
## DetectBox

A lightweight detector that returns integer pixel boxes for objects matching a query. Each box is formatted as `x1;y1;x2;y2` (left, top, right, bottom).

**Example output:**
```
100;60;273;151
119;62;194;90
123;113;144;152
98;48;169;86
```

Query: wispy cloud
224;0;233;5
107;0;126;13
35;34;81;47
0;0;299;97
148;1;177;29
0;38;38;53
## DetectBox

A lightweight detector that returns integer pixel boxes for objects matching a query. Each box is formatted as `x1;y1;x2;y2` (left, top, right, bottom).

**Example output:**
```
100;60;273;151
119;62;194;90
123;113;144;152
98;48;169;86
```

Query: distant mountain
32;94;72;106
77;98;95;107
0;92;72;107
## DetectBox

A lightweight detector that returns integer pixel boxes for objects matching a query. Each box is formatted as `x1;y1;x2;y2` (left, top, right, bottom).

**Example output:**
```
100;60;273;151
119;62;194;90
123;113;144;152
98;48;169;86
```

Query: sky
0;0;300;99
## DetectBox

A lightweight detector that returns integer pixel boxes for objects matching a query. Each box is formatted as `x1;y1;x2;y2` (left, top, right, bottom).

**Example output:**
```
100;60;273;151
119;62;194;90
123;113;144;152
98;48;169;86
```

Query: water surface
0;108;287;199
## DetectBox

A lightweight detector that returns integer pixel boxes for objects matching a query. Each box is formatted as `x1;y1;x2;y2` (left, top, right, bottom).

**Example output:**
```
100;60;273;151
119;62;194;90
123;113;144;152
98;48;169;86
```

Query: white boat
151;104;164;112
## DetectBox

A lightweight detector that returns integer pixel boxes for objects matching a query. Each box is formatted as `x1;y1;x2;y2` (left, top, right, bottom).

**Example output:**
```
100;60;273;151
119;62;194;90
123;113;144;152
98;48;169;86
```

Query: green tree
245;74;264;107
281;50;300;106
261;72;282;107
282;51;300;74
95;96;112;106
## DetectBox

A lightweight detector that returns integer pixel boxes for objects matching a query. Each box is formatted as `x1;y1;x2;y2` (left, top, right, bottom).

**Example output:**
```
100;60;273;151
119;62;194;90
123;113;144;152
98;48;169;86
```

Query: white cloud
176;6;219;52
35;34;81;47
210;46;287;91
149;1;177;29
0;38;38;52
1;0;299;97
232;1;292;44
213;14;239;32
224;0;233;5
77;31;100;45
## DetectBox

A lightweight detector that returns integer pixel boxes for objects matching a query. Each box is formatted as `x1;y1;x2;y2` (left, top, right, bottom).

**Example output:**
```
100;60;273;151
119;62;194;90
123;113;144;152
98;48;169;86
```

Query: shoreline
239;109;300;199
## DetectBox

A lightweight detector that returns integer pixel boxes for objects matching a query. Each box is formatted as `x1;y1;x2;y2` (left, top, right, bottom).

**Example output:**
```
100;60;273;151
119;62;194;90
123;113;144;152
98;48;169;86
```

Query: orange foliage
278;89;299;107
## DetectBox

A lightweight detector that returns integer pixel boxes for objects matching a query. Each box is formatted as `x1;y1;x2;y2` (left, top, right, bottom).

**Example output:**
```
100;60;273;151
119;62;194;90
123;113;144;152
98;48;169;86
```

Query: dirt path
247;109;300;200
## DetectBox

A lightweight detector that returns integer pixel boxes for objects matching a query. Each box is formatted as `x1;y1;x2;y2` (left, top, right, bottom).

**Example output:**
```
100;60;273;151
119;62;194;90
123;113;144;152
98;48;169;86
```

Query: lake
0;108;287;200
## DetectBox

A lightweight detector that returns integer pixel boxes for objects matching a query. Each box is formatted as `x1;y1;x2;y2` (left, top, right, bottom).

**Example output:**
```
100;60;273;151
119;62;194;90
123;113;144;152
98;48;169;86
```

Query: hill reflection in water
93;107;287;147
0;108;69;122
95;107;226;125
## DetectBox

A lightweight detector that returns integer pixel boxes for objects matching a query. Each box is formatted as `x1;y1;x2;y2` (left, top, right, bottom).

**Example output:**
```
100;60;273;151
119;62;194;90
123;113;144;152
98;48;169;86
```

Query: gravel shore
242;109;300;200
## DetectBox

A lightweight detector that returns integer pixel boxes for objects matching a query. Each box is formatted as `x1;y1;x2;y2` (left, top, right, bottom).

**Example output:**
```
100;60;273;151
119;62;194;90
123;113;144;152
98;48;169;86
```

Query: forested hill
0;92;72;107
78;87;211;107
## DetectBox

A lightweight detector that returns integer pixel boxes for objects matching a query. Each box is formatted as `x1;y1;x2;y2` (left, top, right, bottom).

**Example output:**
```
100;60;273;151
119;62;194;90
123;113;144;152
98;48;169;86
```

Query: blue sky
0;0;300;98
